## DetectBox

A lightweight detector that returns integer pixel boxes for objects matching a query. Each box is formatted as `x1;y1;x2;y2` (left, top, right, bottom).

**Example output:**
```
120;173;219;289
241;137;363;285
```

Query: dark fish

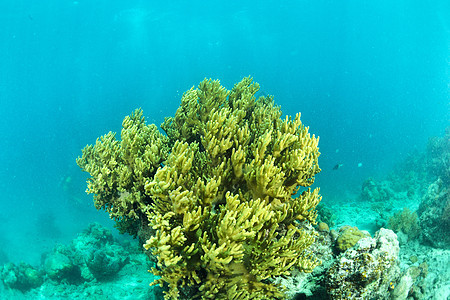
332;163;343;170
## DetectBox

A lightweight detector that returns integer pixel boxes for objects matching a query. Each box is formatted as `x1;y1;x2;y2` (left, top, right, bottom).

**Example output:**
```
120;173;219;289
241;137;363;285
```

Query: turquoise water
0;1;448;298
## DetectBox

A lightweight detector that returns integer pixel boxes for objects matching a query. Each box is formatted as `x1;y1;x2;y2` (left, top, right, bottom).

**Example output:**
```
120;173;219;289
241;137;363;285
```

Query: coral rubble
77;77;322;299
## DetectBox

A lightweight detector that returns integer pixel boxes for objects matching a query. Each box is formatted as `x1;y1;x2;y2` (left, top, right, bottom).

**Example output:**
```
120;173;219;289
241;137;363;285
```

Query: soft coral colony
76;77;322;299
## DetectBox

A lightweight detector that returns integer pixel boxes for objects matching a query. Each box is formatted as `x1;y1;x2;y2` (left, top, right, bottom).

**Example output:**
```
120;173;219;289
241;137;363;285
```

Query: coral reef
272;223;335;299
69;223;130;281
317;222;330;233
316;202;336;227
0;223;155;299
387;207;421;242
0;262;43;291
359;177;421;231
387;149;429;199
416;128;450;248
277;228;405;299
360;179;396;228
360;178;394;203
335;226;370;253
40;223;130;284
43;252;80;283
85;247;129;280
391;263;428;300
325;228;401;299
417;178;450;248
77;77;322;299
426;127;450;185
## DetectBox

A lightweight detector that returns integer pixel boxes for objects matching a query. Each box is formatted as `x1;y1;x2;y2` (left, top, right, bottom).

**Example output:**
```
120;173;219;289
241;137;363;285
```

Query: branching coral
78;77;322;299
77;109;169;236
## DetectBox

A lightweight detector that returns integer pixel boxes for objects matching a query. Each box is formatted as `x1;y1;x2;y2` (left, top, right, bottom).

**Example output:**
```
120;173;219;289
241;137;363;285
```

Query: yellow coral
78;77;322;299
77;109;169;235
145;77;321;299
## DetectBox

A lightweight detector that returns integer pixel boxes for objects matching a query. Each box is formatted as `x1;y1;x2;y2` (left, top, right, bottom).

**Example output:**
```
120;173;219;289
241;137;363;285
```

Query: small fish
332;163;343;170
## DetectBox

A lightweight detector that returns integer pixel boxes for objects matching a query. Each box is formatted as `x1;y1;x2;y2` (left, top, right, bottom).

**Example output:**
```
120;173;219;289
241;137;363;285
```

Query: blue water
0;1;448;265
